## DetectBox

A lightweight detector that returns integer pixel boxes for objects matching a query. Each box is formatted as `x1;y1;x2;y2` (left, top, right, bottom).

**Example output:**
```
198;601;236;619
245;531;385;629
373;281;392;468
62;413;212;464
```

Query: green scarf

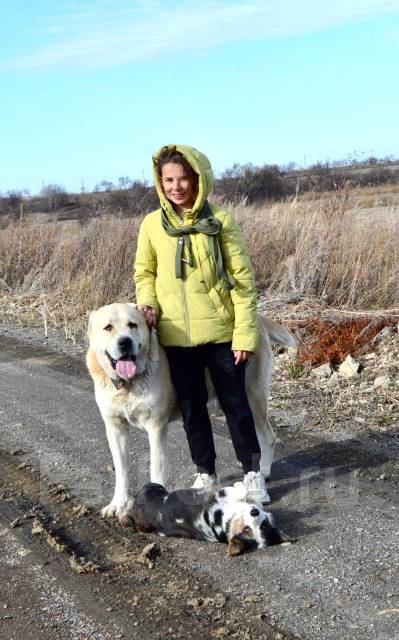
161;201;235;290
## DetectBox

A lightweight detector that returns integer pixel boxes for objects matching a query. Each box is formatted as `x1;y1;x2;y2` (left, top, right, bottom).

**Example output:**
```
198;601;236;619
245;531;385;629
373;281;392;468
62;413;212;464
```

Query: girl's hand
138;305;157;327
233;350;253;365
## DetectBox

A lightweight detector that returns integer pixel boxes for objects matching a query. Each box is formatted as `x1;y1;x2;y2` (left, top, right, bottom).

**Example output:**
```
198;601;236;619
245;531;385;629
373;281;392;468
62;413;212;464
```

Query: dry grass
0;215;140;335
235;185;399;309
0;186;398;339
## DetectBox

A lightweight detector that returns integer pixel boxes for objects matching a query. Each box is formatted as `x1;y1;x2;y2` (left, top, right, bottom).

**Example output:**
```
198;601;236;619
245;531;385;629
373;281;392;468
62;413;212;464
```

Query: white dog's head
87;303;151;381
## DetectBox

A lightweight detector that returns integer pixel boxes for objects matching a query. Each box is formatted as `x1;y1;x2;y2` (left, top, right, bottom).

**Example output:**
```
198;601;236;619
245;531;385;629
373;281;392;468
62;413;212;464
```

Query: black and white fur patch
127;481;288;556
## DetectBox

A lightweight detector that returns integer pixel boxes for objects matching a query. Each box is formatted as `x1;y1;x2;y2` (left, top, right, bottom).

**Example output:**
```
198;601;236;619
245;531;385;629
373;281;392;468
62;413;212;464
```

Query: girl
134;144;269;503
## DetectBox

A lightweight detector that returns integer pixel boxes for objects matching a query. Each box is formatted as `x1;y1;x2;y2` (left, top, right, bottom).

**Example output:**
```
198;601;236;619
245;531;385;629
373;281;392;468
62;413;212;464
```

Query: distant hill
1;159;398;223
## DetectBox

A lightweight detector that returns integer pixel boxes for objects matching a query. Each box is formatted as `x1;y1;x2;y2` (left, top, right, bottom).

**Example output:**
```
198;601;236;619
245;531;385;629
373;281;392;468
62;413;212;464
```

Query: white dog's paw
101;502;118;518
116;499;135;527
101;498;135;526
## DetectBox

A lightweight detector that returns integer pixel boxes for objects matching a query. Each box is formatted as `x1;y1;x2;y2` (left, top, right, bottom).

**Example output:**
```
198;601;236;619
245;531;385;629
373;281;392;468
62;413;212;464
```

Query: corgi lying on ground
122;481;291;556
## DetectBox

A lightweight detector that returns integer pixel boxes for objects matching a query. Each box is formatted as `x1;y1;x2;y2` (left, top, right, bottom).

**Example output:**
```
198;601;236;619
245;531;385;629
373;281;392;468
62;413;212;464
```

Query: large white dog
86;303;295;520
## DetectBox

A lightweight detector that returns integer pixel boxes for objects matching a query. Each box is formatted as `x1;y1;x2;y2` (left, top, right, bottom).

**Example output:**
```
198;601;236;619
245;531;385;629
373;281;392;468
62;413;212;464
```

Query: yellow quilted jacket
134;144;259;352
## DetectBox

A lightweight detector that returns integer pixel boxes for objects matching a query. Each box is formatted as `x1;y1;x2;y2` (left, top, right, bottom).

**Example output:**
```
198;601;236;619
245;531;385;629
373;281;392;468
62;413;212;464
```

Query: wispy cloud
3;0;399;70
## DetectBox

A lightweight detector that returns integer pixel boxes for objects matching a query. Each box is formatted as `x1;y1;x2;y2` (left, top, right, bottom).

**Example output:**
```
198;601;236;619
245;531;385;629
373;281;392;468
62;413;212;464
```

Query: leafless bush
40;184;68;211
216;163;287;203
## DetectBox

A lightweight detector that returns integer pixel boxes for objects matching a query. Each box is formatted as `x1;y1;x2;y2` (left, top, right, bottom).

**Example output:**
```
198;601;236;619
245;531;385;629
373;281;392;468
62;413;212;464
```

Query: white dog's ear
126;303;138;309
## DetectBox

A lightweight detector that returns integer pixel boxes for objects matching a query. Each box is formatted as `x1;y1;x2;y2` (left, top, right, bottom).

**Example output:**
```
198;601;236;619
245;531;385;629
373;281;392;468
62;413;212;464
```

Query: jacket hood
152;144;214;220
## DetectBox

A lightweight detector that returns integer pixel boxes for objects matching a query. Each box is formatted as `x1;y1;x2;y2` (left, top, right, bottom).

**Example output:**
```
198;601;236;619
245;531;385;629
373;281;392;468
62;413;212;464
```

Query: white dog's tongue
116;358;137;380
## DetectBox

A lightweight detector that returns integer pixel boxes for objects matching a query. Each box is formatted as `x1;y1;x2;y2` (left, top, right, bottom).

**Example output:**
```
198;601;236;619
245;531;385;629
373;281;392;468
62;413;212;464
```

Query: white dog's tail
261;317;296;347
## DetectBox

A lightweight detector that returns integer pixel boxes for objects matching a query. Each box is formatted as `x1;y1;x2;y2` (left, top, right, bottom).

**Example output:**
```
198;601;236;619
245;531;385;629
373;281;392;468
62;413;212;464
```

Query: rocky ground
271;322;399;477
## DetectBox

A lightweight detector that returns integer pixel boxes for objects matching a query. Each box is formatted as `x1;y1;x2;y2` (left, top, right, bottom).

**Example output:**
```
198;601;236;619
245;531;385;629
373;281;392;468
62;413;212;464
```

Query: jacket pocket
207;287;235;323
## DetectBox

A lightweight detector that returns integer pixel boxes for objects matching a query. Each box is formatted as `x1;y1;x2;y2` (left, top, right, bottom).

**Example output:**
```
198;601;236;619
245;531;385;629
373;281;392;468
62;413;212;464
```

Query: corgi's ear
228;534;254;557
228;534;246;556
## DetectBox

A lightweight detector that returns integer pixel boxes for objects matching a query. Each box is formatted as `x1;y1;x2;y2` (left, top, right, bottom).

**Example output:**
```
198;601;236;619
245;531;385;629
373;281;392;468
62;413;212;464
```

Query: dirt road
0;332;398;640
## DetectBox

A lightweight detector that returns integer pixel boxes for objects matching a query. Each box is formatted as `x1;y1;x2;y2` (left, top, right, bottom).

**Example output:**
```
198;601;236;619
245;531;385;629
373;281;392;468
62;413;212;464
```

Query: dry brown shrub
295;317;398;367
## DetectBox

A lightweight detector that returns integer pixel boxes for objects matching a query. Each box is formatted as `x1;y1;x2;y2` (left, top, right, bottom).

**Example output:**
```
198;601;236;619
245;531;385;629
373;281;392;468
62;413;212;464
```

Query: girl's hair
156;146;199;190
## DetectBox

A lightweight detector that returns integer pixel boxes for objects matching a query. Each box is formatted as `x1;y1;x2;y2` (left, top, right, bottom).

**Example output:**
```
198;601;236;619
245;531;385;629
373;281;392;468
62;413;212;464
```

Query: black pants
165;342;260;475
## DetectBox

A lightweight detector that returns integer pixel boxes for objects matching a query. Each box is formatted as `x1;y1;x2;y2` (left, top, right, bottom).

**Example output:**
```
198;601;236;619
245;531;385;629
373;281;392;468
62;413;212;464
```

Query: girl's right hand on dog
138;305;157;327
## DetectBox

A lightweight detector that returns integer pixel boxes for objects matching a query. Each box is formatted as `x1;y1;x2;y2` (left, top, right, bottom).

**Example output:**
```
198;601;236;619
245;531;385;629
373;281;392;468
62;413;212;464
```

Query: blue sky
1;0;399;195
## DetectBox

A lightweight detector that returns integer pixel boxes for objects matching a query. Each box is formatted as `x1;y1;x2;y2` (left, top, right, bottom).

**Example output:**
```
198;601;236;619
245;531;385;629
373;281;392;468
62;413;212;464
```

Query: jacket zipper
179;221;190;346
182;278;190;347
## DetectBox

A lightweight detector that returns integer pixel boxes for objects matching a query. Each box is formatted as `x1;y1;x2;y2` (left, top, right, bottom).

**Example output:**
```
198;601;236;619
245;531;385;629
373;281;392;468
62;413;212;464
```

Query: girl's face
161;162;196;213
